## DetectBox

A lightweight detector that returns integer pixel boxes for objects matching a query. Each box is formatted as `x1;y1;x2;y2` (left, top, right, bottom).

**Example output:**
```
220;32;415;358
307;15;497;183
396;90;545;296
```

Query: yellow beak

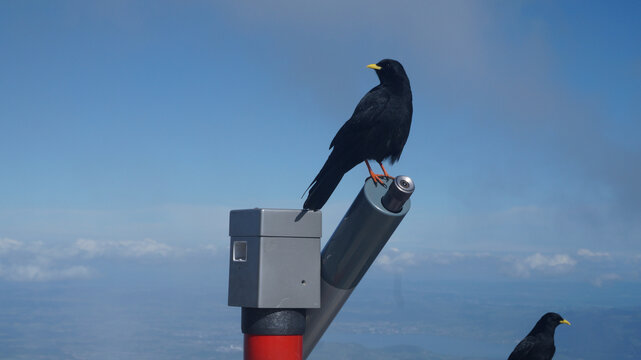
560;319;571;326
367;64;382;70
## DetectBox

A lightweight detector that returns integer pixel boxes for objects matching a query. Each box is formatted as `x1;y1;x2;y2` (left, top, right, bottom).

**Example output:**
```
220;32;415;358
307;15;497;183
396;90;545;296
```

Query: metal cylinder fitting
381;175;415;213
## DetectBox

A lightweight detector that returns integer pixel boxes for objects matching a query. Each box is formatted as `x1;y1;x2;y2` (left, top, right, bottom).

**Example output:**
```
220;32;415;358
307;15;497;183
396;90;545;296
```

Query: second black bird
508;312;571;360
303;59;413;210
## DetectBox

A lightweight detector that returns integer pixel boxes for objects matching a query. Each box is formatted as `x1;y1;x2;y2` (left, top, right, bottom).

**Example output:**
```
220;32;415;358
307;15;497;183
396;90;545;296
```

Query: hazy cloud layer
374;246;639;286
0;237;212;282
74;238;173;258
2;234;639;285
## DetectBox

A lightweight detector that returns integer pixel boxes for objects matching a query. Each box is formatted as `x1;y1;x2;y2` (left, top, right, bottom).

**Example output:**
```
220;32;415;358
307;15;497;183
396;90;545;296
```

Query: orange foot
365;160;387;186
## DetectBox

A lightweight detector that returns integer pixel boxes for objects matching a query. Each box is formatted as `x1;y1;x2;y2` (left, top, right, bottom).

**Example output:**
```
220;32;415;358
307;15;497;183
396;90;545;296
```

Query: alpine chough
303;59;412;210
508;312;571;360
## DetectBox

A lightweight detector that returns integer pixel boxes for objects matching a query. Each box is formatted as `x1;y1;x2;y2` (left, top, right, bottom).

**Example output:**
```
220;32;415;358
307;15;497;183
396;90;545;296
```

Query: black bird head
530;312;571;335
367;59;410;90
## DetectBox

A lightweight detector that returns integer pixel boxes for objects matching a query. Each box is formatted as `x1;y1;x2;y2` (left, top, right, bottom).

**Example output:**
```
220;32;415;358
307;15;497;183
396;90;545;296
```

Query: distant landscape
1;257;639;360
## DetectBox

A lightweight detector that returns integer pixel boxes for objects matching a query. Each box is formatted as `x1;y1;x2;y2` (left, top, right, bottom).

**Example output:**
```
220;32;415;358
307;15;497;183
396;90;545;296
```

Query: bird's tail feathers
303;154;347;211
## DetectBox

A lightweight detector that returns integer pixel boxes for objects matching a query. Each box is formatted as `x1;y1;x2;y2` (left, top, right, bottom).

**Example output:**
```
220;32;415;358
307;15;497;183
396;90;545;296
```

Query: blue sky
1;1;640;284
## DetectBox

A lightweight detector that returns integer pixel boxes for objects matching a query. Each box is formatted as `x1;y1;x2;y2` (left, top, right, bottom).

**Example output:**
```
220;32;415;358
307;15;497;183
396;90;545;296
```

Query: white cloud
0;238;177;260
74;238;109;257
507;253;577;278
0;264;91;282
0;237;22;253
592;273;621;287
73;238;173;258
577;248;611;259
203;244;218;255
525;253;577;269
376;248;417;273
375;248;495;273
119;238;173;257
216;344;242;353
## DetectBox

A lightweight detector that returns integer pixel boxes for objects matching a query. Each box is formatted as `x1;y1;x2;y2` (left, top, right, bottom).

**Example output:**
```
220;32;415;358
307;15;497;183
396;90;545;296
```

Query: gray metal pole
303;176;414;359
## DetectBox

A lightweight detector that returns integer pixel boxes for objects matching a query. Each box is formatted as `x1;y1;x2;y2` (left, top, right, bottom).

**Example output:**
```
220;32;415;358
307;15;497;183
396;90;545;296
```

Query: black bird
508;312;571;360
303;59;412;210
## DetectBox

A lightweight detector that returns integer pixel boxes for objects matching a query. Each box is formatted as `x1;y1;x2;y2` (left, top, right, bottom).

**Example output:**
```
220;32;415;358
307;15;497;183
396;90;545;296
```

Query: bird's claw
369;174;389;188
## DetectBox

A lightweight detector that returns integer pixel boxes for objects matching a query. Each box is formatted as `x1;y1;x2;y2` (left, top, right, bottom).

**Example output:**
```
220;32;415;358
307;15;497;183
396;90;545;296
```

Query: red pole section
244;334;303;360
242;309;305;360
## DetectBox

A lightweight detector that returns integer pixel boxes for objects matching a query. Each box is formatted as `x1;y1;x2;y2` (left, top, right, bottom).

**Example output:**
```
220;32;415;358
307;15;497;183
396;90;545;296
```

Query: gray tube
303;278;353;356
303;176;414;358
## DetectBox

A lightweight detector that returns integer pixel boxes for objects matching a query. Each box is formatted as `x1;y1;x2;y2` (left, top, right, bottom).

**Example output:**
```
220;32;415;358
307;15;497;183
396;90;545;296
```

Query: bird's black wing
302;85;390;210
329;85;390;150
508;336;536;360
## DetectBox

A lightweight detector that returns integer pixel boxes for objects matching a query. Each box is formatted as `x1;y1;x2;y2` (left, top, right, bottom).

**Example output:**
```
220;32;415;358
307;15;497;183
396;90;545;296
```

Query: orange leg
365;160;386;185
377;161;394;179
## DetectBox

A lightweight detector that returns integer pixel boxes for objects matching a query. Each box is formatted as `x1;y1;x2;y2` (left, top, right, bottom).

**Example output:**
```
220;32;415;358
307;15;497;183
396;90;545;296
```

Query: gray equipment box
228;209;321;308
